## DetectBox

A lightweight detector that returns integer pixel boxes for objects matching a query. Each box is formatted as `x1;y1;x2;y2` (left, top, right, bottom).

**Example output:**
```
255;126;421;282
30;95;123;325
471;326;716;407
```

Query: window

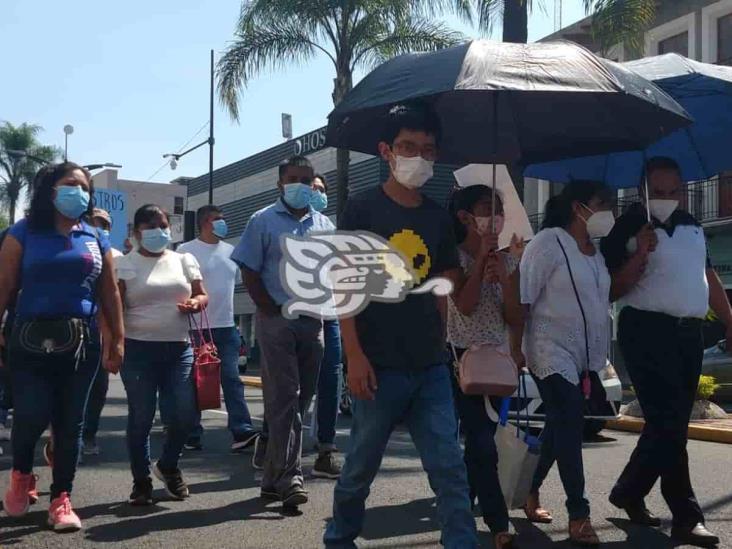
174;196;184;215
658;32;689;56
719;13;732;65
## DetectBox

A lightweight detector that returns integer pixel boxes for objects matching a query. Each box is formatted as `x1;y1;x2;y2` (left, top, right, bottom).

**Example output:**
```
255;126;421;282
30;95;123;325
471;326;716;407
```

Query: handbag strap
555;236;590;375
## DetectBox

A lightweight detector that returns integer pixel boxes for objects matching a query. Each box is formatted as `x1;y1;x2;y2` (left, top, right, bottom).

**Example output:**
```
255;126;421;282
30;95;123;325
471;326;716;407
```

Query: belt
624;307;703;328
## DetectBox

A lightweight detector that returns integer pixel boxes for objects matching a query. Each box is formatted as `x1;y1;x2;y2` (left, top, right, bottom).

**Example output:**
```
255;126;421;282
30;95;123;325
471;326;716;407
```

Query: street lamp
162;49;215;204
63;125;74;161
85;163;123;171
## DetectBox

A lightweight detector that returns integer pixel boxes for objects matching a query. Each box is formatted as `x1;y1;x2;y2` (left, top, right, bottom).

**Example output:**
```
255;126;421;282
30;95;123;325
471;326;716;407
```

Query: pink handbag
453;342;519;396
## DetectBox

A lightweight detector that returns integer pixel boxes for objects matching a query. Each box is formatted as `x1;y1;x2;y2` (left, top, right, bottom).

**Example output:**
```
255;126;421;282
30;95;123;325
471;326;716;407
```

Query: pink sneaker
47;492;81;532
29;474;39;504
3;470;33;517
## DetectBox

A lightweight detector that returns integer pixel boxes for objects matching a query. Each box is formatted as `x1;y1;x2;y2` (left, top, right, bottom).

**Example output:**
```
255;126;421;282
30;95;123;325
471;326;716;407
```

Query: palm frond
353;17;465;69
587;0;656;55
217;21;325;120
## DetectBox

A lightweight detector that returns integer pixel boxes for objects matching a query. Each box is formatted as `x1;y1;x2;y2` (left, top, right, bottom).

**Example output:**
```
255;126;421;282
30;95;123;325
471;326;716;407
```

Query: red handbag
189;308;222;411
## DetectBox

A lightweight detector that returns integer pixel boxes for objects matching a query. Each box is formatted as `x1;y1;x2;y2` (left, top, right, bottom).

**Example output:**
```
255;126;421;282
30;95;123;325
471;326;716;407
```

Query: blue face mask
212;219;228;238
101;229;111;240
282;183;313;210
310;190;328;212
53;185;90;220
140;228;172;253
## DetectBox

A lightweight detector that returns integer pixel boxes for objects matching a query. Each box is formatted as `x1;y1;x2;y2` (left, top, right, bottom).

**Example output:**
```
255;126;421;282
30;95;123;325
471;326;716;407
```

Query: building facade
92;169;189;246
185;0;732;346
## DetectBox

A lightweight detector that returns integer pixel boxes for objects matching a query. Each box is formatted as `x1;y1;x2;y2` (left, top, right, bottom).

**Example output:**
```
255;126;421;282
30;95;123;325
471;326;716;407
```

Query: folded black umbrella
326;40;692;166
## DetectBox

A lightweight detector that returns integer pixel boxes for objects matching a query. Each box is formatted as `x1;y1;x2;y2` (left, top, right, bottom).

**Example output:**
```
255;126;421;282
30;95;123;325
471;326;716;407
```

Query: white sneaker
0;425;10;442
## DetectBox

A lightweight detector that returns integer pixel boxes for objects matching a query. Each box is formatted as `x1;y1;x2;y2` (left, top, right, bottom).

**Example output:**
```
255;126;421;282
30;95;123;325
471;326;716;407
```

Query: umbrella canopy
525;53;732;188
326;40;691;166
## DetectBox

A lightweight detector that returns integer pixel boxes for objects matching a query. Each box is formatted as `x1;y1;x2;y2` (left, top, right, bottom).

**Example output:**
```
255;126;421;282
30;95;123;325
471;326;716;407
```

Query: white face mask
581;205;615;239
648;199;678;223
472;215;505;236
392;155;434;189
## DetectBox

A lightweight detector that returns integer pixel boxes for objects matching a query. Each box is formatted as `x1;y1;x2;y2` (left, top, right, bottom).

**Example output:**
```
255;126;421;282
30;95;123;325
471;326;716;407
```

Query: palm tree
483;0;656;53
0;122;58;222
218;1;477;216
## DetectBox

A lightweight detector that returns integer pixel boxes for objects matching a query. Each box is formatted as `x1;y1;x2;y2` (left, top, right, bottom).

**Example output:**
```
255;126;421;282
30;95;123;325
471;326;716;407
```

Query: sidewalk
607;416;732;444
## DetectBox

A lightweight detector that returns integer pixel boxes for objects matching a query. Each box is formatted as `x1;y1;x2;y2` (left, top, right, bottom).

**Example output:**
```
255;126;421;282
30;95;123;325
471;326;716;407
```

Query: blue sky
1;0;586;186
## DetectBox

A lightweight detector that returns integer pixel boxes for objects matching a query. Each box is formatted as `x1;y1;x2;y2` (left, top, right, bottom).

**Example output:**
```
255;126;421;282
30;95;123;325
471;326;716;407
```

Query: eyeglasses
392;140;438;161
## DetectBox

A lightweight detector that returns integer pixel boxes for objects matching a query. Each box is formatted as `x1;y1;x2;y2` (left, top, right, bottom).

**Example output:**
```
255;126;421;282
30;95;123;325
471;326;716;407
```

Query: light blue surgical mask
282;183;313;210
310;190;328;212
53;186;90;220
101;229;111;240
140;228;172;253
212;219;228;239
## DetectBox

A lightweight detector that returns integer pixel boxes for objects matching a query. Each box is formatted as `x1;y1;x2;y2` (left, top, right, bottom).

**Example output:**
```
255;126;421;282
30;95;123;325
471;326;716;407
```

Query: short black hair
313;173;328;192
278;155;313;180
197;204;222;229
133;204;170;229
28;162;93;231
644;156;682;182
379;102;442;146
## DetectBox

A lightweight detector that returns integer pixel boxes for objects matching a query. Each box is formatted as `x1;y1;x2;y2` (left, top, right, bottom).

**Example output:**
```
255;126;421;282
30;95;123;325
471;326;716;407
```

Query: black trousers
611;307;704;528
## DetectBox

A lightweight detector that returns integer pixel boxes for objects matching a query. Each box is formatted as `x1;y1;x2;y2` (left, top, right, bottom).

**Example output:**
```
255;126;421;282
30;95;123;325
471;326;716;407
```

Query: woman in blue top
0;162;124;532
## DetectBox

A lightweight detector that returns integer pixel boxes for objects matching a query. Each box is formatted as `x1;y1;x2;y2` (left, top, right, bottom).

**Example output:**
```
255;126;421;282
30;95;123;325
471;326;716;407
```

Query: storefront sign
94;189;127;250
293;127;327;156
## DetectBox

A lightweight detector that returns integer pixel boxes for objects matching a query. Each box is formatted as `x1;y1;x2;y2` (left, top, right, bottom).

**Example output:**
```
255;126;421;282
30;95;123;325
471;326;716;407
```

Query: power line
146;121;210;182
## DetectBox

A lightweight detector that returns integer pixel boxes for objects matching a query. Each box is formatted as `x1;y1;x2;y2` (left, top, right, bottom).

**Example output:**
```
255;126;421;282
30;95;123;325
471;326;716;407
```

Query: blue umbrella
524;53;732;188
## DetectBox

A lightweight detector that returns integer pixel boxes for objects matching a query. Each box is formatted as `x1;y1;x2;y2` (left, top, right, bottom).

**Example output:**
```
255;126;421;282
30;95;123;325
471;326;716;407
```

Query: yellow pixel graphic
388;229;431;284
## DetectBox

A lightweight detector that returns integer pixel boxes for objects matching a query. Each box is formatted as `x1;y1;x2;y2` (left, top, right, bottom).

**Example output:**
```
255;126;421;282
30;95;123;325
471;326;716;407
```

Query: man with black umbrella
602;157;732;548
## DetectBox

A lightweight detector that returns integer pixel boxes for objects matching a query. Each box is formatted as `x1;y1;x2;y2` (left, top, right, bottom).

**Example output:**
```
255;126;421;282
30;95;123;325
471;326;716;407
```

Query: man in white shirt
177;205;259;453
601;157;732;548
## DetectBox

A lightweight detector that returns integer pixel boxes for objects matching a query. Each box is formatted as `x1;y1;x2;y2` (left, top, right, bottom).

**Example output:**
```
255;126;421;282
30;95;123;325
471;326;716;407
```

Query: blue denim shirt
231;198;334;306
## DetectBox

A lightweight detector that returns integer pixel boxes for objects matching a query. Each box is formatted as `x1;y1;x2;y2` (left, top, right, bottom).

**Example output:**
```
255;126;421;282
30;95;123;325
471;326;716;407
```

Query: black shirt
339;186;459;370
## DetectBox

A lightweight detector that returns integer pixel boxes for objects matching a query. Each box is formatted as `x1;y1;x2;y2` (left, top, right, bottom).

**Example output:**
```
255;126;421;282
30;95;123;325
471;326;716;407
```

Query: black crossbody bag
555;236;608;416
8;225;101;365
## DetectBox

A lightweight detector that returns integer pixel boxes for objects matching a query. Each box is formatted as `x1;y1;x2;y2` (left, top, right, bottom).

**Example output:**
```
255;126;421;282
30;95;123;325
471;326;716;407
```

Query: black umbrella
326;40;692;166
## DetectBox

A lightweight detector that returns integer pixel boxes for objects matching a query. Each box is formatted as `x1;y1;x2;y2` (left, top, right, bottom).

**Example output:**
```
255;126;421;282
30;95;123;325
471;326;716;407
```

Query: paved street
1;377;731;549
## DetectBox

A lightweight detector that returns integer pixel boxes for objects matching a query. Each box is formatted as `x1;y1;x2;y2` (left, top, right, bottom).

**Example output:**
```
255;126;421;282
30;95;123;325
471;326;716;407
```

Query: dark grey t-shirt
338;186;459;370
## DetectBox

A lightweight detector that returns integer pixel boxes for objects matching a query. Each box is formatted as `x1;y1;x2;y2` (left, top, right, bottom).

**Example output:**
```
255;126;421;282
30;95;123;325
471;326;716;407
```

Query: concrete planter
621;399;728;421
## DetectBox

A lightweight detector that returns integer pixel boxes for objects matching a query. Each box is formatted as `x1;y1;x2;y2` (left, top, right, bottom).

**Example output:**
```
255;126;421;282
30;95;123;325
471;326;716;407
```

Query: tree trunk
503;0;528;44
332;68;353;220
8;198;16;225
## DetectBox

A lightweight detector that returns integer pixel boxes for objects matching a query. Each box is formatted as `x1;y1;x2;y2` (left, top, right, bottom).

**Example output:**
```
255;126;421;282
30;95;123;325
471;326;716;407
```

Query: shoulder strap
555;236;590;373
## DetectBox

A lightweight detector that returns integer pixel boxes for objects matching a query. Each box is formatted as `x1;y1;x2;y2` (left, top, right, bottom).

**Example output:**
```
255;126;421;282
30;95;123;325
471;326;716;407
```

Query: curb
241;376;262;389
606;416;732;445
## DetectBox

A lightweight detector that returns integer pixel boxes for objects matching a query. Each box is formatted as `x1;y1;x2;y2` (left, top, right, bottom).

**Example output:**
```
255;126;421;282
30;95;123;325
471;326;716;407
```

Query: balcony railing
528;175;732;231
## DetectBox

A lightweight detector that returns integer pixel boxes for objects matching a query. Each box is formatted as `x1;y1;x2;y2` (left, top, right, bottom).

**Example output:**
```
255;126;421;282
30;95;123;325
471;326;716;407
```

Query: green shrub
697;375;720;401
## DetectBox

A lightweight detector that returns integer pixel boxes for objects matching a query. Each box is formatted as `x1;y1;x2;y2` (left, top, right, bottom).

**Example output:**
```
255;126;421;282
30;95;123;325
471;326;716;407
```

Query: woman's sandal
523;493;553;524
569;518;600;546
494;531;517;549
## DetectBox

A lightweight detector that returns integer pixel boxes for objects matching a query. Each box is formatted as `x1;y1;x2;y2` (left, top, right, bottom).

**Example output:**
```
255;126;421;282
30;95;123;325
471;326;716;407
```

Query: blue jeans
82;332;106;439
531;373;590;520
121;339;196;480
324;365;478;549
183;327;255;441
9;337;99;499
317;319;343;450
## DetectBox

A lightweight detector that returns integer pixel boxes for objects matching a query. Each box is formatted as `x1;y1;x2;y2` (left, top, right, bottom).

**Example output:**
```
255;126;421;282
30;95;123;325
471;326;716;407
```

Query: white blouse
447;249;519;349
117;250;202;342
520;228;611;385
